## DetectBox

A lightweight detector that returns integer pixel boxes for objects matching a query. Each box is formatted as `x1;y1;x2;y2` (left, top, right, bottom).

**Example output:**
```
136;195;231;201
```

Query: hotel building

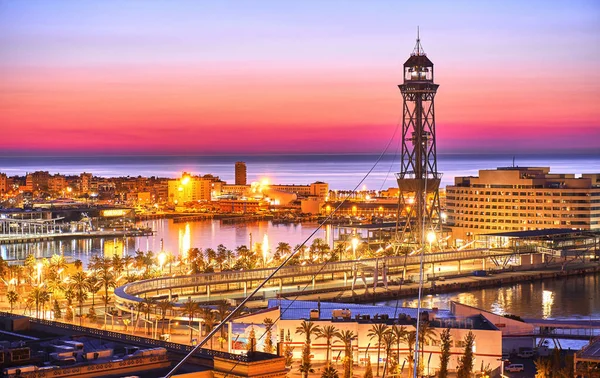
167;172;213;204
446;167;600;241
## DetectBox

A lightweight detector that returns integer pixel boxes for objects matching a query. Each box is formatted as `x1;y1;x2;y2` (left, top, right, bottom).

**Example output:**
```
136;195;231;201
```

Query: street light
351;236;359;260
426;231;436;250
158;252;166;273
36;262;43;284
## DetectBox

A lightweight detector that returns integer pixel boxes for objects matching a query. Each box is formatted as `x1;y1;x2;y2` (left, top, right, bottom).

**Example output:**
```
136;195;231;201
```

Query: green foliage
534;358;552;378
438;328;452;378
457;331;476;378
284;330;294;367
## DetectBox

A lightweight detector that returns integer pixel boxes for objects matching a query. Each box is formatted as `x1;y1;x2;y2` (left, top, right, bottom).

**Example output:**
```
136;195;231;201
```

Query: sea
0;153;598;190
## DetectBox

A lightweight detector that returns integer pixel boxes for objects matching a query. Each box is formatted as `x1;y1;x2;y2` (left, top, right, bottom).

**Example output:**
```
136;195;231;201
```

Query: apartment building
446;167;600;241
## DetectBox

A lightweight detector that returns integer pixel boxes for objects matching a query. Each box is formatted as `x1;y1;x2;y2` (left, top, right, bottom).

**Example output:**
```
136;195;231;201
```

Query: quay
0;228;153;246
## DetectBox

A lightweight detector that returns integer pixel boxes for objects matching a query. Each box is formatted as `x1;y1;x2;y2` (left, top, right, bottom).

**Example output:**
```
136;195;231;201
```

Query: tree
392;324;407;374
201;307;217;349
70;271;90;326
534;358;552;378
438;328;452;378
335;330;356;378
263;318;275;354
97;258;116;329
6;290;18;313
53;299;62;320
457;331;476;378
363;359;374;378
296;320;321;378
367;323;389;376
216;301;231;341
321;365;340;378
74;259;83;271
284;329;294;367
382;331;397;377
317;325;338;367
403;330;417;378
65;305;74;322
29;286;49;318
156;298;175;336
141;296;156;335
417;321;437;375
181;298;200;344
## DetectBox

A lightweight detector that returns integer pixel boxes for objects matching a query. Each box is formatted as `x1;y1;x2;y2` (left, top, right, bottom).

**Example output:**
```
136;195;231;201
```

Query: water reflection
382;275;600;320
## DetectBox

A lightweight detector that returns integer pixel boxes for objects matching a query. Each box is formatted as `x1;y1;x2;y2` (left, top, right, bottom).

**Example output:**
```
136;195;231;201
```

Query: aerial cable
163;120;400;378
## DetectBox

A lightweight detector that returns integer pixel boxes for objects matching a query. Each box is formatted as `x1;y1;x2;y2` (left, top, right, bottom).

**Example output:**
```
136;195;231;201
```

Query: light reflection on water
381;273;600;320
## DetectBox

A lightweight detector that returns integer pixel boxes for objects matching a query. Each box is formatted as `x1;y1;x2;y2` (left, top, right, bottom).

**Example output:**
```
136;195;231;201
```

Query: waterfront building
25;171;50;193
235;161;247;185
229;300;505;376
217;199;267;213
48;174;67;196
446;167;600;241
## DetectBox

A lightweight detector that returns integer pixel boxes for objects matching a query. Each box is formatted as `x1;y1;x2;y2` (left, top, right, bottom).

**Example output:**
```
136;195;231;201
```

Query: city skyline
1;0;599;156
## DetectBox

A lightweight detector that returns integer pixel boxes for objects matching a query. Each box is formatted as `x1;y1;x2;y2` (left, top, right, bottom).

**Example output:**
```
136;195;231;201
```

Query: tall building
395;31;442;251
235;161;247;185
80;172;93;194
0;173;7;195
26;171;50;193
446;167;600;242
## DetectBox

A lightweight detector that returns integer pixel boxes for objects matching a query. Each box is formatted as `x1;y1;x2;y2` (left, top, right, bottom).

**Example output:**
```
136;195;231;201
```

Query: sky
1;0;599;156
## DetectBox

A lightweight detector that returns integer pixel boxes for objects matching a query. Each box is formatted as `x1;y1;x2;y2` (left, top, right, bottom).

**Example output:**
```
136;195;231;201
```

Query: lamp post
158;252;166;274
36;262;43;285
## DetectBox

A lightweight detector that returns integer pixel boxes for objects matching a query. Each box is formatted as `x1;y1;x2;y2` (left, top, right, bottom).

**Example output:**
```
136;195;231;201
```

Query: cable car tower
395;30;442;252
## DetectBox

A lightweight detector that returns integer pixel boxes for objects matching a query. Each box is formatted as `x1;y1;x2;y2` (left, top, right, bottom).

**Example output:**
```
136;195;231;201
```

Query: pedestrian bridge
114;246;554;314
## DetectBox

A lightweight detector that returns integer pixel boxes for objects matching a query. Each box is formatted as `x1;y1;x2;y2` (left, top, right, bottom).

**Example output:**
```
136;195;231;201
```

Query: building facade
167;173;213;204
235;161;247;186
446;167;600;241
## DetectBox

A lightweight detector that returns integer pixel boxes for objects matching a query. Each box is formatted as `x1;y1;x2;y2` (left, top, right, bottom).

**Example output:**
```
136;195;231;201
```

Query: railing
116;248;518;305
0;311;248;362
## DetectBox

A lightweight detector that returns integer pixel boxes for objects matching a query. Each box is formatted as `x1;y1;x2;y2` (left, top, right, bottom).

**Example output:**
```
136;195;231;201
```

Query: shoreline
272;262;600;308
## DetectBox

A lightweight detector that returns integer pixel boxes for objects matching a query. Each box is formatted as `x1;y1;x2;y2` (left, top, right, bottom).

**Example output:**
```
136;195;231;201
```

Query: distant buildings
235;161;247;185
446;167;600;241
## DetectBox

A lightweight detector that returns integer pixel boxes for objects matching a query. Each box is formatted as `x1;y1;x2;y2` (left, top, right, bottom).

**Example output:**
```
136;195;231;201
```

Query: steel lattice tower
395;31;442;251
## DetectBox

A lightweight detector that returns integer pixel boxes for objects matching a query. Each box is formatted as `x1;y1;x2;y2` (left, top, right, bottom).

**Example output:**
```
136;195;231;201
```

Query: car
517;350;535;358
505;364;525;373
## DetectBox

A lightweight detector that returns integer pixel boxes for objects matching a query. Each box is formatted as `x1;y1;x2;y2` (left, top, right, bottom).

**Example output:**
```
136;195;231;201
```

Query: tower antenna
412;26;425;56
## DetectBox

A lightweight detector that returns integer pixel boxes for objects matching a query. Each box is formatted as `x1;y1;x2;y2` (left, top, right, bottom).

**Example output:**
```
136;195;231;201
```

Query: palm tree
123;255;134;278
141;296;156;335
392;325;407;364
133;301;145;334
295;320;321;378
335;329;356;378
87;275;101;309
534;358;552;378
200;307;217;349
156;298;175;336
216;301;231;342
97;259;116;328
367;323;390;376
112;255;124;281
6;290;18;313
417;321;437;375
70;271;90;326
382;331;397;377
403;330;417;378
317;325;338;367
276;242;292;258
29;286;50;318
181;298;200;343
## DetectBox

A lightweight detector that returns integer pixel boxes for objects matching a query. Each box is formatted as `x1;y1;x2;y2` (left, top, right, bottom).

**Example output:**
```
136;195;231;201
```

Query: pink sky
1;1;599;155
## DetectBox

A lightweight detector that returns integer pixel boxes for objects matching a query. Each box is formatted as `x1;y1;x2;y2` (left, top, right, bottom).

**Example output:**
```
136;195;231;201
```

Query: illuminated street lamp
36;262;43;284
158;252;166;273
262;234;269;267
351;236;359;260
426;231;436;251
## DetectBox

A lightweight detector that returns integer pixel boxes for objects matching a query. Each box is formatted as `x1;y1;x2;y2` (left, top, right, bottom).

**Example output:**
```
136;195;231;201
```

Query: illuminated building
80;172;93;194
446;167;600;241
167;172;213;204
235;161;247;185
26;171;50;193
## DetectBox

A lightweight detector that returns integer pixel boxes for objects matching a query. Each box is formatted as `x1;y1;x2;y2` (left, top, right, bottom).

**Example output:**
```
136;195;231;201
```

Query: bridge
524;318;600;346
114;245;570;316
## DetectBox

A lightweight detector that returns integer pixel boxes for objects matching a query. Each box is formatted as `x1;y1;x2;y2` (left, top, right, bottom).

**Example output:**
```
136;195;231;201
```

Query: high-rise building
0;173;7;195
235;161;247;185
80;172;93;194
446;167;600;241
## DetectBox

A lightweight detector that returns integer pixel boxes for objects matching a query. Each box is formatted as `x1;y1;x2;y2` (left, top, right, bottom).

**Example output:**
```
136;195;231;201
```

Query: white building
229;300;509;376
